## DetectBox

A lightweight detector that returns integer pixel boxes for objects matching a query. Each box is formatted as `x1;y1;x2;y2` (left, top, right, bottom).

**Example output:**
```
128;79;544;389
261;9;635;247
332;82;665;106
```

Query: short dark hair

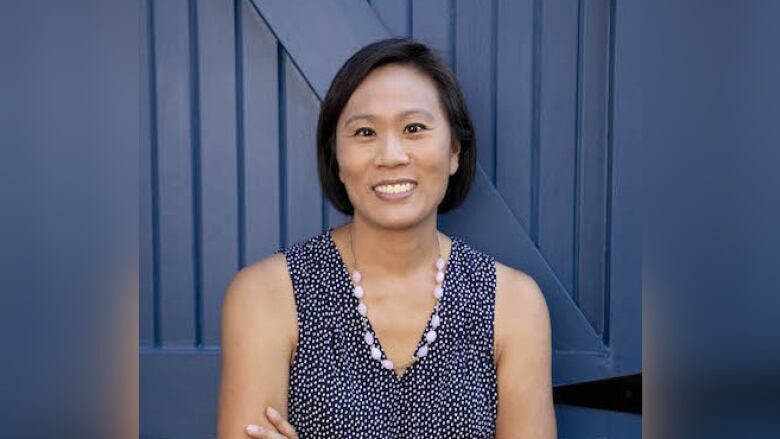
317;37;477;216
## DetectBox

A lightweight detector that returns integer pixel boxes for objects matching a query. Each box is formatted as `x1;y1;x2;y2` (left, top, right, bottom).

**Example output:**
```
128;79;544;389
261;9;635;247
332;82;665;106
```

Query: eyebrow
342;108;436;127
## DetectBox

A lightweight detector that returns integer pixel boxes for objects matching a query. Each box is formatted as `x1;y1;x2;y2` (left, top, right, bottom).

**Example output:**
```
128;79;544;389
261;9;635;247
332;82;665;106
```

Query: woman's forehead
339;64;443;122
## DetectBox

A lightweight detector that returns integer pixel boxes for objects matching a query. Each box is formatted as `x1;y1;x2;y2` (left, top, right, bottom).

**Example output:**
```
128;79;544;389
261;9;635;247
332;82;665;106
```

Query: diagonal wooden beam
248;0;388;99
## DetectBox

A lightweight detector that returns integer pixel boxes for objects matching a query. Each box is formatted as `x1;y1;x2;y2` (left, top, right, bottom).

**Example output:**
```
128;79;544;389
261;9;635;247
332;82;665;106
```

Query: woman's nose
375;134;410;166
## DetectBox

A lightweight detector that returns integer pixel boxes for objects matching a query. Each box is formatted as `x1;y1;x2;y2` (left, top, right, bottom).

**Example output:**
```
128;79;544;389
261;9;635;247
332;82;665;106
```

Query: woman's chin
358;204;432;229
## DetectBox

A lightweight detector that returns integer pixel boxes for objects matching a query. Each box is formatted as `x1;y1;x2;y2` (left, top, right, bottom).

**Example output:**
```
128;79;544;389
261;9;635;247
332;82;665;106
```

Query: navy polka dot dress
274;228;498;438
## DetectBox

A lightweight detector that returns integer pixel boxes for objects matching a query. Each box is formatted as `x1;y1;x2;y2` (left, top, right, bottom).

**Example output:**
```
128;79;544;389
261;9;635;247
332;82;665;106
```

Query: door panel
140;0;640;436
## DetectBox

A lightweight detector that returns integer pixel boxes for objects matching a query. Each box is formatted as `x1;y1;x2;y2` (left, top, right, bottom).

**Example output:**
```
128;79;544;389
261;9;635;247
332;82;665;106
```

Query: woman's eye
353;127;375;137
404;123;428;134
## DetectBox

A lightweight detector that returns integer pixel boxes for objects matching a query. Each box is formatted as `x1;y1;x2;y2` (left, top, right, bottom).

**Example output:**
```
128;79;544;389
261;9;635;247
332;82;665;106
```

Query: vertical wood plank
496;0;535;233
195;0;238;347
283;52;323;246
456;0;496;183
140;352;220;437
240;0;280;263
576;0;611;335
140;0;155;348
153;0;196;347
537;0;579;295
370;0;411;37
608;0;641;369
412;0;453;68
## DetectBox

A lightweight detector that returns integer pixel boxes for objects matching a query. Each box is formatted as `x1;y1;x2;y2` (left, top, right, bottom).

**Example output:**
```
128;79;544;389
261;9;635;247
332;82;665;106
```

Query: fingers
266;407;299;439
243;406;298;439
244;423;284;439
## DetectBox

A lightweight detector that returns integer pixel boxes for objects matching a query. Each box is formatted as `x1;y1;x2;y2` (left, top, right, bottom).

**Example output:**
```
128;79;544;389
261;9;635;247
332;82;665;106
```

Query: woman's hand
244;407;299;439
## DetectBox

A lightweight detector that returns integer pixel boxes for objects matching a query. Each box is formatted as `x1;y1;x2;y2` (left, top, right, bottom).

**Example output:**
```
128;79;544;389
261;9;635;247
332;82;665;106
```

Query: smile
373;182;417;200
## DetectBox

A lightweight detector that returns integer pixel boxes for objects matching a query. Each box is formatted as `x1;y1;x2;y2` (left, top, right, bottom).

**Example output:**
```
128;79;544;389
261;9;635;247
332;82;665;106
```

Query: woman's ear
449;141;461;176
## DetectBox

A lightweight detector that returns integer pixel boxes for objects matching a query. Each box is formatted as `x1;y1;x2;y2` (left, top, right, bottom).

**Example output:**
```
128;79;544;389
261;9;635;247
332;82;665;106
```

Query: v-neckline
325;227;457;381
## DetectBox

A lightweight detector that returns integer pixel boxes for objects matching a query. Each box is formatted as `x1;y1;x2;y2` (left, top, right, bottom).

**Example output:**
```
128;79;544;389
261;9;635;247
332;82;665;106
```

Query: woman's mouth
373;182;417;201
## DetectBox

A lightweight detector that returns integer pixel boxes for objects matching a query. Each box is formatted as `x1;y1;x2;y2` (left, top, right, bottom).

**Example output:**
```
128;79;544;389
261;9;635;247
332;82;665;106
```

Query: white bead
364;332;374;345
381;359;394;370
417;345;429;358
353;285;364;298
431;314;440;328
436;257;445;270
370;346;382;360
435;271;445;283
433;286;443;299
352;270;362;283
357;303;367;316
425;330;437;343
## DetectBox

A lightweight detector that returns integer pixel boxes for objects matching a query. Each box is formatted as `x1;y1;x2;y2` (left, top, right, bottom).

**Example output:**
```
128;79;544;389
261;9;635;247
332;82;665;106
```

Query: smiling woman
316;38;477;219
217;38;555;439
332;62;461;228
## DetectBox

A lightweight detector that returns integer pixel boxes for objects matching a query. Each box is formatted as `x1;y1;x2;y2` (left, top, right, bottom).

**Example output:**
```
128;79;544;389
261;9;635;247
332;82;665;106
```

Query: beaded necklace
347;226;447;376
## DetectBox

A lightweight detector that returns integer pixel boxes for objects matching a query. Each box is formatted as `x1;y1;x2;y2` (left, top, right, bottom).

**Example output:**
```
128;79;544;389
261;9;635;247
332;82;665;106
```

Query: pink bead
352;270;362;283
364;332;374;345
436;258;445;270
353;285;364;298
431;314;440;328
435;271;445;283
433;286;443;299
381;359;394;370
370;346;382;360
417;345;429;358
357;303;367;316
425;330;437;343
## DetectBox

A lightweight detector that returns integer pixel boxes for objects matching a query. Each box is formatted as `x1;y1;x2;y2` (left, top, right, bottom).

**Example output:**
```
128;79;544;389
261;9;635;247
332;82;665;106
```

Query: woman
217;38;555;438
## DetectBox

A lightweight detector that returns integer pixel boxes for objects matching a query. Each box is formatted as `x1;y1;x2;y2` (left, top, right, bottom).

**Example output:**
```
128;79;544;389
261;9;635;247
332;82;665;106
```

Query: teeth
374;182;416;194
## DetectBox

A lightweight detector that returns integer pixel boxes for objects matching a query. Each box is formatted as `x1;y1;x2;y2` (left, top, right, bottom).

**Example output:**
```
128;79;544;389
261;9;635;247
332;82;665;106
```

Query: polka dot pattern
274;228;498;438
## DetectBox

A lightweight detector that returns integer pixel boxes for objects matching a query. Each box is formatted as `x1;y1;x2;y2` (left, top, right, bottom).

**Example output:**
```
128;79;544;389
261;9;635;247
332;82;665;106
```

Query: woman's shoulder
493;260;550;363
451;235;540;300
221;252;297;341
223;230;333;305
234;252;290;291
494;261;541;296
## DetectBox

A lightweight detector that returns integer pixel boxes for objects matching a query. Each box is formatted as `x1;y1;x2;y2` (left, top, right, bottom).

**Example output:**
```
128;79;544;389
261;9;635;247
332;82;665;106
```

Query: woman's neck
342;215;442;278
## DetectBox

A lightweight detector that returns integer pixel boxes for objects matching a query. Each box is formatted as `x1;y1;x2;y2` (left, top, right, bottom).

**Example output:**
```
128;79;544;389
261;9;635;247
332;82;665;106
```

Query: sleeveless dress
274;228;498;438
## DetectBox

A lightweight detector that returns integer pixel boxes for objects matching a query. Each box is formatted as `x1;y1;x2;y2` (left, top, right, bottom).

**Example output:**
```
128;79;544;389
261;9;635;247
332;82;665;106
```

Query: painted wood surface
141;0;640;436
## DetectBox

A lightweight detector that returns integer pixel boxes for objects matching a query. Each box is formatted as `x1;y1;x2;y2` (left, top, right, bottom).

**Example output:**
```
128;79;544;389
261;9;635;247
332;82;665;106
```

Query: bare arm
494;265;556;438
217;253;298;439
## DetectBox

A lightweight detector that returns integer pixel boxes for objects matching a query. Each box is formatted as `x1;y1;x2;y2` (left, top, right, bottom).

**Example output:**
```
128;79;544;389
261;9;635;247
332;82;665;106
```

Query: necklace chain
347;225;442;277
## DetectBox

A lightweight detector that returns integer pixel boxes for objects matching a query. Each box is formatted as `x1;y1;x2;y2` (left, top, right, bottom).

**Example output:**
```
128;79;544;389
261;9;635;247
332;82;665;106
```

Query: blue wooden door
140;0;640;437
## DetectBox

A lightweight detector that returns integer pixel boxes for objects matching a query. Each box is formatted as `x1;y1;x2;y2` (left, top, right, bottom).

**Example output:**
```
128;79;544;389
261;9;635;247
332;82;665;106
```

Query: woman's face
335;63;460;229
